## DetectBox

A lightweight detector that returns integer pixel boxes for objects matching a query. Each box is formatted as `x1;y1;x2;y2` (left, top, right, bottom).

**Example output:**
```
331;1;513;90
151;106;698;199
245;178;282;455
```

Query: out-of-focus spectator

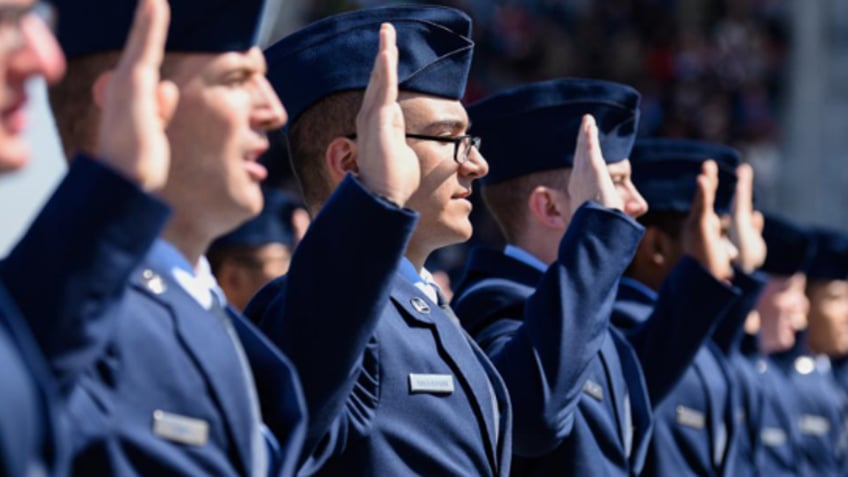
208;187;307;312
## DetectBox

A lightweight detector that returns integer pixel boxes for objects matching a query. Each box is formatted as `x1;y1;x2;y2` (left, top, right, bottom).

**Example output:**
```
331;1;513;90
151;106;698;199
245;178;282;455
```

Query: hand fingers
574;115;590;164
156;80;180;126
361;23;398;115
694;160;718;220
583;115;605;168
751;210;765;234
734;163;754;216
117;0;170;73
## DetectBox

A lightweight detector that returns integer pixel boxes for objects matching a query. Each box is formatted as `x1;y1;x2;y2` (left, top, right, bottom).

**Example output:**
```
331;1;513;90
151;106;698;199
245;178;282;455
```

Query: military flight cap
630;138;740;215
760;213;817;276
807;228;848;281
211;187;299;250
54;0;267;58
264;4;474;124
467;78;641;185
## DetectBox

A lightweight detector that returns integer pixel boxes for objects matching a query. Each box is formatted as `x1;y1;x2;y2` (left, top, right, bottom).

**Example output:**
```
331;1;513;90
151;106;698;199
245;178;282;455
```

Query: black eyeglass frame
346;132;481;165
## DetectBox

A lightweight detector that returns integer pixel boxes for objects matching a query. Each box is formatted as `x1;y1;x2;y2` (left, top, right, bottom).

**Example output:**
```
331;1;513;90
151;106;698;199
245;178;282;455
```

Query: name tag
761;427;788;447
409;374;454;394
152;410;209;446
676;405;705;430
582;379;604;402
799;414;831;436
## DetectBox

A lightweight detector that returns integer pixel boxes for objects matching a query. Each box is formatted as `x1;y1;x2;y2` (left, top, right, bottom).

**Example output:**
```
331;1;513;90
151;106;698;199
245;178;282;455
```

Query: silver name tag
676;405;706;430
409;373;454;394
582;379;604;402
761;427;788;447
799;414;831;436
152;410;209;446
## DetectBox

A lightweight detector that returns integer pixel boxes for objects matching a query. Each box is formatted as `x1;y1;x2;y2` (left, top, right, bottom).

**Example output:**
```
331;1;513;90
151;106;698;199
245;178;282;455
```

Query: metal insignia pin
143;270;167;295
410;297;430;314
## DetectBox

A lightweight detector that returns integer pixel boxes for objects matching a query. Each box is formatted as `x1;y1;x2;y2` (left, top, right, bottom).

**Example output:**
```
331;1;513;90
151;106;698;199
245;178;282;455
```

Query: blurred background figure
754;212;816;476
208;186;307;312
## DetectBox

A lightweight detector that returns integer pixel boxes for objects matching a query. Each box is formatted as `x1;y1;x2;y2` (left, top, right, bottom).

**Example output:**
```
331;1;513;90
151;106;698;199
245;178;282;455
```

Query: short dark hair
48;52;121;159
49;52;183;160
286;90;365;209
481;168;568;243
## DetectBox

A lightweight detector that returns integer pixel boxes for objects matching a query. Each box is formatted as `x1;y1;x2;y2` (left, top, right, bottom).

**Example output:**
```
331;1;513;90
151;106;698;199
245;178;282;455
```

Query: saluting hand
683;160;736;283
730;163;766;273
96;0;179;192
568;114;623;215
354;23;421;207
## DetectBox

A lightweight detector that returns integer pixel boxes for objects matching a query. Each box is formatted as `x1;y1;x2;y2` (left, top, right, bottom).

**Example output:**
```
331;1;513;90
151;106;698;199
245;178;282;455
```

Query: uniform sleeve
463;202;644;456
623;257;741;404
253;175;418;465
0;154;170;391
712;270;766;354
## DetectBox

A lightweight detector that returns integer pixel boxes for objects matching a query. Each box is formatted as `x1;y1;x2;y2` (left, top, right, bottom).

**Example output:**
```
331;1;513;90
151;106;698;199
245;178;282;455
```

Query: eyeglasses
346;132;482;165
0;2;56;54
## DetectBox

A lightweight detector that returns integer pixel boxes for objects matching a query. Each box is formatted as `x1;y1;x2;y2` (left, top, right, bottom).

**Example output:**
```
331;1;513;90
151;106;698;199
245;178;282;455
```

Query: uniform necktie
429;281;501;443
209;300;269;477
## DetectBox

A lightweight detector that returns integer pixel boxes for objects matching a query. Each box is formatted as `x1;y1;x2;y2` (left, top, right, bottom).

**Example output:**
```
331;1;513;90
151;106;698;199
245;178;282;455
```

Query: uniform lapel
598;335;629;452
692;349;725;472
611;329;654;473
707;343;738;477
0;284;59;472
230;311;307;477
466;334;512;476
391;275;501;474
131;266;254;476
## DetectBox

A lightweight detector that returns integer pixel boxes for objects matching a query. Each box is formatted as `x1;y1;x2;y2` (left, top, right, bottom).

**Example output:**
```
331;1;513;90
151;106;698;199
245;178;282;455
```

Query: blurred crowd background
4;0;848;281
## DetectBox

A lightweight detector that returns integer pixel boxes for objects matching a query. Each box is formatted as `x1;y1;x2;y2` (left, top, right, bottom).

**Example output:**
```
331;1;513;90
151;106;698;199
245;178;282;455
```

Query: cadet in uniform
48;0;309;475
208;187;301;312
754;213;818;476
451;78;656;476
0;1;175;475
708;164;768;476
788;228;848;476
247;6;511;476
616;139;744;477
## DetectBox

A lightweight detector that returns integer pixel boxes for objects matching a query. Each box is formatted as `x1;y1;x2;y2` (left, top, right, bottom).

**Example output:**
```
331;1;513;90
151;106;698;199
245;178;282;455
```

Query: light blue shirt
619;276;659;301
148;239;221;309
503;244;548;273
398;258;441;303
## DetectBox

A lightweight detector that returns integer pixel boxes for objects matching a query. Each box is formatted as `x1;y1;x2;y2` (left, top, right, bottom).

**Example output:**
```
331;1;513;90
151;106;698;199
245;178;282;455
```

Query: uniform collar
619;276;658;302
503;244;547;273
398;257;439;302
149;239;225;310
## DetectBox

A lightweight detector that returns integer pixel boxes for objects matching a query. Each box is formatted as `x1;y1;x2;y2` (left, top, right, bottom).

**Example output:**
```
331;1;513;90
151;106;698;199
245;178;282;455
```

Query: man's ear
642;226;675;267
91;70;114;111
325;136;358;183
527;186;567;230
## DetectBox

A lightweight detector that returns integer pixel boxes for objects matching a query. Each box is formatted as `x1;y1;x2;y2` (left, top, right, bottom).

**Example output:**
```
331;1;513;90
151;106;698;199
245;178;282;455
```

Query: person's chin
449;220;473;244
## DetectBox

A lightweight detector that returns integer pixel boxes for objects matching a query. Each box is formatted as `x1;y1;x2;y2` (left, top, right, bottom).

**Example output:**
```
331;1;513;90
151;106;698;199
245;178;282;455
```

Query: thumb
157;80;180;126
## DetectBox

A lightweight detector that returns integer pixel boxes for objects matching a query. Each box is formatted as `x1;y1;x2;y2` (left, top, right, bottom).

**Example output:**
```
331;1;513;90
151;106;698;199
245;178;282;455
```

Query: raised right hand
568;114;623;215
96;0;179;192
682;160;735;283
354;23;421;206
